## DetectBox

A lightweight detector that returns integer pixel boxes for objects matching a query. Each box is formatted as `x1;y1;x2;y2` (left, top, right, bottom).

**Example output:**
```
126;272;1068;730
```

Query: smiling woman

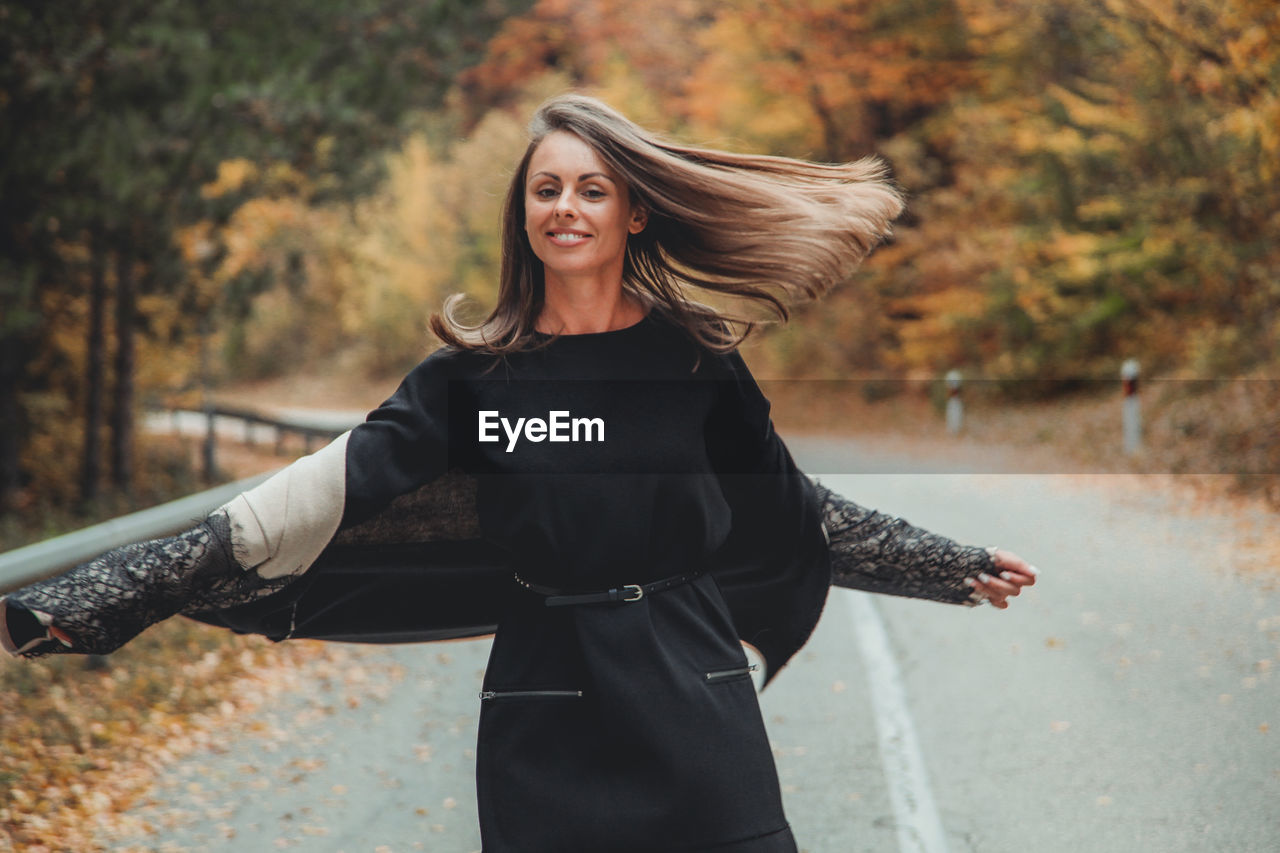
429;94;909;354
1;94;1036;853
524;131;650;334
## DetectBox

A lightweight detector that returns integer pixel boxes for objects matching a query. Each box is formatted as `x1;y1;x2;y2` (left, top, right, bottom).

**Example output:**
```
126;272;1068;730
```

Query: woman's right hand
964;548;1038;609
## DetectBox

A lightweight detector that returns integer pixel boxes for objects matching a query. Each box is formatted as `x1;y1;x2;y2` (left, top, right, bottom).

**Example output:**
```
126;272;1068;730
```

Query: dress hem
675;823;798;853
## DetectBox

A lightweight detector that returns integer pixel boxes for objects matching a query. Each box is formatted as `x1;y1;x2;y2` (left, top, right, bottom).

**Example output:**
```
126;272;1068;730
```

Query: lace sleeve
0;511;293;658
815;481;994;607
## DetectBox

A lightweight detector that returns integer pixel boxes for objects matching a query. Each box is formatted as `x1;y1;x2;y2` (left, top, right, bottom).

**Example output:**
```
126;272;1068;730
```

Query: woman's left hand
965;548;1038;609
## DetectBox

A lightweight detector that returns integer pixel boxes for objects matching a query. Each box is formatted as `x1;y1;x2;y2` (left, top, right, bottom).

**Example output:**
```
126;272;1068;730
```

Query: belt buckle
622;584;644;602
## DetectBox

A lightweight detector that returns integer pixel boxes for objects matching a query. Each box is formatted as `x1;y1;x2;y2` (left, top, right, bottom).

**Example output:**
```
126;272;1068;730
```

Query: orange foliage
456;0;712;129
200;0;1279;386
685;0;972;160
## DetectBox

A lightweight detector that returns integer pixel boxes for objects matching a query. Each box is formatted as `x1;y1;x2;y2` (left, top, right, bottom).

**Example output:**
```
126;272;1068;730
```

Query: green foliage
0;0;533;515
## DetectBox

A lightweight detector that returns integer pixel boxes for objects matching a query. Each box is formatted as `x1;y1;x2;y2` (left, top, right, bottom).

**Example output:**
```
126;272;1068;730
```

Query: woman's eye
582;188;606;199
534;187;559;199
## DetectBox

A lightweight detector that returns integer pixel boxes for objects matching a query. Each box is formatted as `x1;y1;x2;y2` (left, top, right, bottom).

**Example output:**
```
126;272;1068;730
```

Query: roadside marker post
945;370;963;436
1122;359;1141;455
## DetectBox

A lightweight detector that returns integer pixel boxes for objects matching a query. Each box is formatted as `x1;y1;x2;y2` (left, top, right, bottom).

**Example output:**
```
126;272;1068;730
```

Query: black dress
338;311;824;852
2;309;1000;850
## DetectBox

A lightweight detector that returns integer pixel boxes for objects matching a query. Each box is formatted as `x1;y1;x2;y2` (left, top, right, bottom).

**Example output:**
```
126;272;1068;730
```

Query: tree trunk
808;82;848;163
81;230;108;506
0;331;26;514
0;268;38;514
110;248;135;495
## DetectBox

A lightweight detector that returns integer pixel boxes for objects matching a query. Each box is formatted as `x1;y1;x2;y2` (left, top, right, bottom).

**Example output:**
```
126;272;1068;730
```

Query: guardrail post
202;406;217;482
150;405;356;467
945;370;963;436
1122;359;1141;455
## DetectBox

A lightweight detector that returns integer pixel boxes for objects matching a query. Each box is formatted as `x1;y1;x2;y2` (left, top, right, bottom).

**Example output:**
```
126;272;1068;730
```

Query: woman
1;95;1035;852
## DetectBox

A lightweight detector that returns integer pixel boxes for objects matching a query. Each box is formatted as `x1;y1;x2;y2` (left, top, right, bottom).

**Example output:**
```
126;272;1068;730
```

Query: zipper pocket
704;664;758;684
479;689;584;701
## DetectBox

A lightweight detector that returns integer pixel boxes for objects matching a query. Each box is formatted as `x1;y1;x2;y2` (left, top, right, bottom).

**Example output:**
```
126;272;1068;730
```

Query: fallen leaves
0;617;337;851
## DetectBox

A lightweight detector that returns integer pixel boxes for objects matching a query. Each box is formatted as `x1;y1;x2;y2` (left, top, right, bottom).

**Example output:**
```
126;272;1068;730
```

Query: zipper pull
478;689;584;700
705;664;758;682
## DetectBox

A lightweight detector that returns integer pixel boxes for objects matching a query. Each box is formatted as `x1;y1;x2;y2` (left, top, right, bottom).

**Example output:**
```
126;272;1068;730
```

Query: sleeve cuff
0;597;59;657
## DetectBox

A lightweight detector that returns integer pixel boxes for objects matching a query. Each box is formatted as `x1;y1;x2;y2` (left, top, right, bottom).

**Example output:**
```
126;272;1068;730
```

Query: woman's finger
964;576;1009;608
984;586;1010;609
990;549;1039;586
976;571;1022;598
995;564;1037;590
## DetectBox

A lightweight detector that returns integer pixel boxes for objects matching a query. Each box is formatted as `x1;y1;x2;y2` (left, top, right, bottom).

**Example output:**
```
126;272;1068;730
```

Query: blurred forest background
2;0;1278;542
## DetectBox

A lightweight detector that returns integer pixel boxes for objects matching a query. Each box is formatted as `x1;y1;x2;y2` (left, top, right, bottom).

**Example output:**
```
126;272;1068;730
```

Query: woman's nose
554;189;577;218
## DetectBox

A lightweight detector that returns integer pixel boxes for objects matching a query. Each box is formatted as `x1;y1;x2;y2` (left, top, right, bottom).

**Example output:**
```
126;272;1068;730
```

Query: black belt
513;571;700;607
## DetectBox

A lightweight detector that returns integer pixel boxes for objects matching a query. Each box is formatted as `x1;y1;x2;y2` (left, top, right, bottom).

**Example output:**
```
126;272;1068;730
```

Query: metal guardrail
203;404;355;445
149;406;358;452
0;404;360;595
0;472;277;595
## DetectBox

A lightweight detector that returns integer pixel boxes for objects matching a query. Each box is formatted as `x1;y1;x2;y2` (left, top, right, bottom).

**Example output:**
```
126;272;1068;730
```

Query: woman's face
523;130;646;288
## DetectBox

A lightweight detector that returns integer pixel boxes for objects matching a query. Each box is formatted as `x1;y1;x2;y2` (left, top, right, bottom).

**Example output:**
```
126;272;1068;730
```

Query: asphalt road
109;437;1280;852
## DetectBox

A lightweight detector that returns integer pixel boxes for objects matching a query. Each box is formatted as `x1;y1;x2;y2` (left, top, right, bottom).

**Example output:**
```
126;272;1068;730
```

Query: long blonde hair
430;94;904;353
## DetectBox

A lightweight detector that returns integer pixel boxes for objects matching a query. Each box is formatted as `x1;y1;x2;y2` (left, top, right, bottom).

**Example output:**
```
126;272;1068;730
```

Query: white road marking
846;590;950;853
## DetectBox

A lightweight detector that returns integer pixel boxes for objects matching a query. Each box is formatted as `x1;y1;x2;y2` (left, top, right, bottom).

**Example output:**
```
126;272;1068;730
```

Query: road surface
108;436;1280;852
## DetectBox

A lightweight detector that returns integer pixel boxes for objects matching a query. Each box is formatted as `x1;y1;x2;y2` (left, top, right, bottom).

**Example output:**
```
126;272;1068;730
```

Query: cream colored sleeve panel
221;431;351;580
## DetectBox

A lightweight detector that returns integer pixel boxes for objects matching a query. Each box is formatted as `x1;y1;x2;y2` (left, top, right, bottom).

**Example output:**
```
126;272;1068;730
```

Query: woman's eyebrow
530;171;617;184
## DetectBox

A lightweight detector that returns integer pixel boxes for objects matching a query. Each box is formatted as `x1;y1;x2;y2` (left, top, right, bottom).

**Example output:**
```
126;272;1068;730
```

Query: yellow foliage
1076;196;1126;222
1045;84;1144;139
220;197;306;278
891;287;986;369
199;158;258;199
197;100;535;379
593;56;670;131
1047;231;1103;260
175;220;217;265
180;0;1280;389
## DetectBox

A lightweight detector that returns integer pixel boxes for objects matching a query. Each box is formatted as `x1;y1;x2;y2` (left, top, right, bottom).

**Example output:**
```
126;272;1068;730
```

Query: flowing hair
429;93;904;353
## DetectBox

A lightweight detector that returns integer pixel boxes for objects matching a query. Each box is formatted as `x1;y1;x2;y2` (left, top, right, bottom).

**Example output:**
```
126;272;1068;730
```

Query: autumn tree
934;0;1280;379
0;0;531;513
